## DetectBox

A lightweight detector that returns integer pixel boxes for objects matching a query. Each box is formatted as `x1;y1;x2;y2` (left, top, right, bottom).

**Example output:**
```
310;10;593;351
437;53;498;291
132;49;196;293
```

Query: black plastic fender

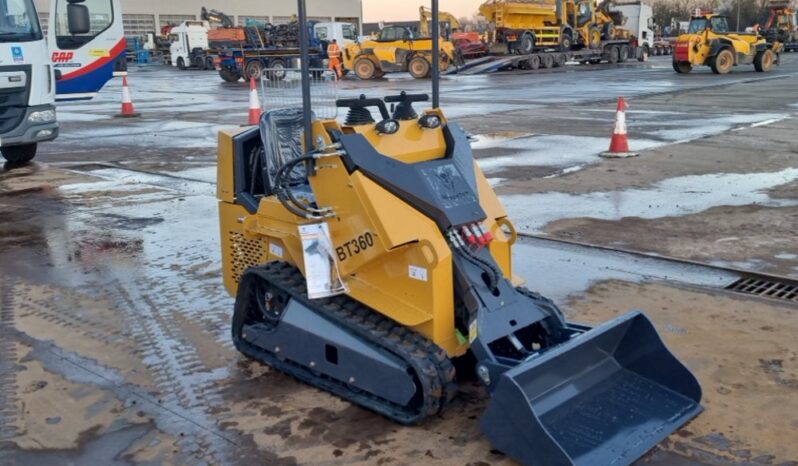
709;39;736;63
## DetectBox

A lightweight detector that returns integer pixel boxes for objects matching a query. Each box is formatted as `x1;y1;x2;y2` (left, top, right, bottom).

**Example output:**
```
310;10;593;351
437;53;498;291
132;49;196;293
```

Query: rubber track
235;262;457;425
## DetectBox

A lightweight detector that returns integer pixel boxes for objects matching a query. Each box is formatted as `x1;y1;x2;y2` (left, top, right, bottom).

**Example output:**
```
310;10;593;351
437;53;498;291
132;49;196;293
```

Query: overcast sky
362;0;485;22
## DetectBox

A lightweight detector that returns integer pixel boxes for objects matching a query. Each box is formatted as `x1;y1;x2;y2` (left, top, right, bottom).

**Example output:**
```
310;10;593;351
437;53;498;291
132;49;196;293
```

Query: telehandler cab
673;11;780;74
216;1;703;464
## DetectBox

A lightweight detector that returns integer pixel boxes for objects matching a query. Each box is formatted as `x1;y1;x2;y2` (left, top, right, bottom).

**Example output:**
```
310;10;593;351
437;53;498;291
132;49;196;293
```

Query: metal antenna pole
431;0;440;109
297;0;313;152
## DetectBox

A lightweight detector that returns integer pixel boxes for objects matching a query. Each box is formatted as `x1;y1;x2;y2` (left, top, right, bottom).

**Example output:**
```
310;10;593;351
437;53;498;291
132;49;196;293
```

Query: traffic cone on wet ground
115;76;140;118
600;97;637;158
248;77;262;125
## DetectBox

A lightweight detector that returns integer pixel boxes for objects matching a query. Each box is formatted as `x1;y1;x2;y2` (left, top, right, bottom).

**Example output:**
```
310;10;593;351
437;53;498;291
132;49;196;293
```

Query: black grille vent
726;277;798;303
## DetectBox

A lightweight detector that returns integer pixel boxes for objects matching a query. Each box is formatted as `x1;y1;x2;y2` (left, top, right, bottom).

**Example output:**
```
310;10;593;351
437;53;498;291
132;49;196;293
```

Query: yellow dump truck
471;0;652;71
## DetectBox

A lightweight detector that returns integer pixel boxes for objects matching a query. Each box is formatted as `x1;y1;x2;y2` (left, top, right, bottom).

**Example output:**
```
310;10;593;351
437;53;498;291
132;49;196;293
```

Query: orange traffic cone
600;97;637;158
248;77;262;125
115;76;140;118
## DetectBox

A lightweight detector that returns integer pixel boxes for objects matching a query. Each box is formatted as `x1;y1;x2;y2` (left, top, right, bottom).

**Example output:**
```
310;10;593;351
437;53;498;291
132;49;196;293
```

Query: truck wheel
219;67;242;82
602;23;614;40
205;57;214;70
519;33;535;55
409;56;432;78
619;45;631;62
245;60;264;81
710;48;734;74
553;53;566;67
541;53;554;69
177;57;186;70
638;45;649;62
268;59;287;81
354;57;377;80
608;45;620;64
754;49;774;72
672;60;692;73
588;27;602;49
559;32;573;52
527;54;541;70
1;143;36;164
194;56;205;70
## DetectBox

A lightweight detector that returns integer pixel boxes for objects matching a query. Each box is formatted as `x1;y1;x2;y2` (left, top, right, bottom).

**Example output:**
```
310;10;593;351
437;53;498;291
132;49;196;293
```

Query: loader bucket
480;311;702;466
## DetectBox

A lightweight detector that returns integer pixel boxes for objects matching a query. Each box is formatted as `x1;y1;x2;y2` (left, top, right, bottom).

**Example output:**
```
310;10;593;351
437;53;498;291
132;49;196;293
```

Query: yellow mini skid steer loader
216;1;703;464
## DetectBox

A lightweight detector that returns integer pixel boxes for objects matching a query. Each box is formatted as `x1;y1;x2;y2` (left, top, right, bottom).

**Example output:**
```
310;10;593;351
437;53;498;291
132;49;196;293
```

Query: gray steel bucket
480;311;702;466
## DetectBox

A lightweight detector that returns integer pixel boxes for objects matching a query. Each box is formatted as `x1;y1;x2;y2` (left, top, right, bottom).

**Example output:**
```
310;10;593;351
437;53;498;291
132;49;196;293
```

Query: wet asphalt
1;54;798;465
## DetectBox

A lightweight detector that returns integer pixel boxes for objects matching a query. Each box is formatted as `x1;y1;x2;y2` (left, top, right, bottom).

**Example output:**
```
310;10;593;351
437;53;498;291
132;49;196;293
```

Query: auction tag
468;320;478;343
408;265;428;282
269;242;283;258
299;223;347;299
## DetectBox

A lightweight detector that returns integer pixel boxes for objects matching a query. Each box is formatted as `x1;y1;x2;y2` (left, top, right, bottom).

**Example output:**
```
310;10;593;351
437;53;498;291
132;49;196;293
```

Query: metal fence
259;68;339;120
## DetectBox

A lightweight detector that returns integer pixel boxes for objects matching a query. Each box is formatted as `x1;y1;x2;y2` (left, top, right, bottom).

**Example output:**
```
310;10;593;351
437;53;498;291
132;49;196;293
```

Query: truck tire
409;56;431;79
710;48;734;74
602;23;614;40
559;32;573;52
608;45;620;64
619;45;631;62
206;57;214;70
527;54;541;70
672;60;692;73
268;59;287;81
354;57;377;80
519;33;535;55
754;49;774;72
194;56;205;70
177;57;186;70
245;60;264;81
219;67;241;82
1;143;36;164
588;27;602;49
541;53;554;69
553;53;566;67
638;45;649;62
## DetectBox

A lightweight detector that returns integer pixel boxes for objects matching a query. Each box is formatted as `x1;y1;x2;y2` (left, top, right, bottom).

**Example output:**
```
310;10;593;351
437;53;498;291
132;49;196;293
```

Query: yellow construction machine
673;11;780;74
419;6;489;58
217;1;703;464
342;24;460;79
763;0;797;50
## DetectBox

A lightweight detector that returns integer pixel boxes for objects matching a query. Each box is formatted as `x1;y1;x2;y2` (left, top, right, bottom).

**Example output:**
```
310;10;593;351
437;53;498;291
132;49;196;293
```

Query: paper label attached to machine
408;265;428;282
468;320;478;344
88;48;111;57
299;223;348;299
269;243;284;258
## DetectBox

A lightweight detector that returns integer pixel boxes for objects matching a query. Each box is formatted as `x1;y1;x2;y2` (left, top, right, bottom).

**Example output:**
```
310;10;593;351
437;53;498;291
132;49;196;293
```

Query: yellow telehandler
216;1;703;464
673;11;780;74
342;24;460;79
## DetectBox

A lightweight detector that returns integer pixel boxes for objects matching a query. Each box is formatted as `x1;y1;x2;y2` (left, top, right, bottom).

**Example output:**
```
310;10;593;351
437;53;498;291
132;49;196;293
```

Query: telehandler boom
216;1;703;464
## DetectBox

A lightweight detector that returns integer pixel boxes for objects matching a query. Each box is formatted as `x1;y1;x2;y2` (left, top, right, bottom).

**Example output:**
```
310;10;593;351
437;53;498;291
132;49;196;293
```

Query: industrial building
33;0;363;35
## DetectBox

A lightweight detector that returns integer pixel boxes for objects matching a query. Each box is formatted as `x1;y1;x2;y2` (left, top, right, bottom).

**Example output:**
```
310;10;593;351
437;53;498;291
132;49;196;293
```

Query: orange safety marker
600;97;638;158
248;77;262;125
115;76;141;118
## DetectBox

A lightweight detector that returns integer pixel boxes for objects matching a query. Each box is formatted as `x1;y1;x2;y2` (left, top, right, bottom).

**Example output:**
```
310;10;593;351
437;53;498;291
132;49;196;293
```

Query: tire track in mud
106;275;236;465
0;278;20;466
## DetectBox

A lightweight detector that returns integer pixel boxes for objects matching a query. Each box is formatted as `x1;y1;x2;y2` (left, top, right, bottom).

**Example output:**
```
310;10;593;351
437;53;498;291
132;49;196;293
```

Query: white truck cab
0;0;124;163
314;22;357;45
612;2;656;56
0;0;57;163
168;20;210;70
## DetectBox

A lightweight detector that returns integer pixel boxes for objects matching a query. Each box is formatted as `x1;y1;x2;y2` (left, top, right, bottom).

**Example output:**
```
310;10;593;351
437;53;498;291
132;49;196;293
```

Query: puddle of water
502;168;798;233
654;113;789;141
775;253;798;260
476;134;663;172
513;236;738;302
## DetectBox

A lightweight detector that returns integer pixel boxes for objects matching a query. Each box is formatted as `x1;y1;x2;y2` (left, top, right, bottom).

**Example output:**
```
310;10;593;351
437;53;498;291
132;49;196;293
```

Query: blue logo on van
11;46;23;63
